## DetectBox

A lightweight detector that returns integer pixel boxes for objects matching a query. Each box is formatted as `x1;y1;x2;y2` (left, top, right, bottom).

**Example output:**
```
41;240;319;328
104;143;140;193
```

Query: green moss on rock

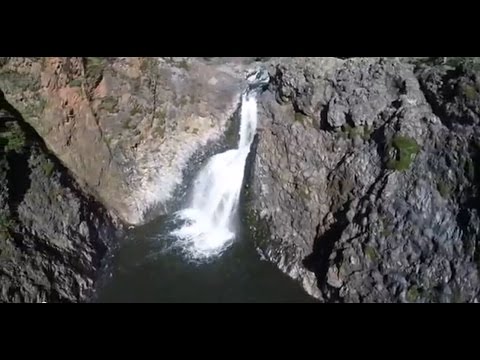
362;125;373;141
341;124;372;141
387;135;420;171
364;245;379;262
0;214;14;233
42;159;55;177
437;180;451;198
295;183;311;202
406;285;421;302
84;57;106;88
341;124;355;138
462;84;478;101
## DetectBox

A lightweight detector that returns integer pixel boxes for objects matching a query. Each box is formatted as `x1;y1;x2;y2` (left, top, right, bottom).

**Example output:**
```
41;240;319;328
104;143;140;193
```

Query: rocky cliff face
0;92;117;302
2;56;479;303
248;57;480;302
0;57;257;225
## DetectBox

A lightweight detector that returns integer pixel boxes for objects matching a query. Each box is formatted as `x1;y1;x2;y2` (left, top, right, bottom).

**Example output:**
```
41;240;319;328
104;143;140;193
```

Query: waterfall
170;92;258;260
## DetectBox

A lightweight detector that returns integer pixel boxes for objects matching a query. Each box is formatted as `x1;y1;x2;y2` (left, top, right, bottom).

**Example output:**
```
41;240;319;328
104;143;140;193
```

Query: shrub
387;135;420;171
42;159;55;177
0;124;26;153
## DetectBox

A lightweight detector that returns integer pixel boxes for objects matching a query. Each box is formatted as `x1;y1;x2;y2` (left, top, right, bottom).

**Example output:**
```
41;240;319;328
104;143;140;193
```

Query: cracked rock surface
247;57;480;302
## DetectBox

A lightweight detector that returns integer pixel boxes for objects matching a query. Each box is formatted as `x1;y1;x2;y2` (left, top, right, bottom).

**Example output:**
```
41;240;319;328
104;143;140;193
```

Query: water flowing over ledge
170;93;258;260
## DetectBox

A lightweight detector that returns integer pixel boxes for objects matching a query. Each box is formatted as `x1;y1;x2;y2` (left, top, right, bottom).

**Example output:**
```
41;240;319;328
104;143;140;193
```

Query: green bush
0;214;14;232
406;286;421;302
341;124;373;141
42;159;55;177
0;124;26;153
8;136;25;152
387;135;420;171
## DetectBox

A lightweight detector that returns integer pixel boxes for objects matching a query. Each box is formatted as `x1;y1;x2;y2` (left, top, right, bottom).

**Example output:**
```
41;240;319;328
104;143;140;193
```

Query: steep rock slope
248;57;480;302
0;91;117;302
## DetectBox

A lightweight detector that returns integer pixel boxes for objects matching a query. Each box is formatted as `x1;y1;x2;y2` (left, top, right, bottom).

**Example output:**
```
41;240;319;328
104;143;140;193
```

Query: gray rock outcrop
247;57;480;302
0;92;117;302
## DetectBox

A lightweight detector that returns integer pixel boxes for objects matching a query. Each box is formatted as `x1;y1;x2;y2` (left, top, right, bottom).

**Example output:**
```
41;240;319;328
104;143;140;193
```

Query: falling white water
171;92;258;260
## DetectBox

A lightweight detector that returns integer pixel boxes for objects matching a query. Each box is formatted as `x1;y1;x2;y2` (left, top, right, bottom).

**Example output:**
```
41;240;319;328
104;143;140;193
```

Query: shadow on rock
302;204;350;301
0;88;119;302
0;90;32;216
0;89;115;235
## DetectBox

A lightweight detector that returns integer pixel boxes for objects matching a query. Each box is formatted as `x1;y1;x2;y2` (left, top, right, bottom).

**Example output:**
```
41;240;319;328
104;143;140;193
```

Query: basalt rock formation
0;92;118;302
248;57;480;303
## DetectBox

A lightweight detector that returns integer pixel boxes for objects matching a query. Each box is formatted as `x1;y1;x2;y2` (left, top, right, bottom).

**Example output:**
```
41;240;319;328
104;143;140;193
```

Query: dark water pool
93;215;317;303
